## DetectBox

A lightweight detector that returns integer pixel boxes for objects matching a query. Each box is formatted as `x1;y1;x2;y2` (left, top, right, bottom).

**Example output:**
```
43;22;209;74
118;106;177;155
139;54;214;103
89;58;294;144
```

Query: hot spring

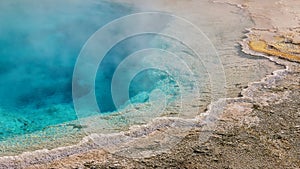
0;0;194;142
0;0;283;157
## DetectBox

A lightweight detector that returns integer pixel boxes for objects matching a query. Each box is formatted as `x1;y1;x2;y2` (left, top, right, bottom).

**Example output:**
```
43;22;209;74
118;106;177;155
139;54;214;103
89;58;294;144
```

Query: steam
0;0;133;138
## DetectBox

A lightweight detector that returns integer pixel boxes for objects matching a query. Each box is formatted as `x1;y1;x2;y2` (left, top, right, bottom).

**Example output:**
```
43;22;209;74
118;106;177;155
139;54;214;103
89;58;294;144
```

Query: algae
249;39;300;62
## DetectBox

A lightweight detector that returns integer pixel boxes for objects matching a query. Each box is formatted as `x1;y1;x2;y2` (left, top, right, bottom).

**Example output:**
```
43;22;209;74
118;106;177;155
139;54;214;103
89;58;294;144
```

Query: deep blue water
0;1;179;140
0;0;133;139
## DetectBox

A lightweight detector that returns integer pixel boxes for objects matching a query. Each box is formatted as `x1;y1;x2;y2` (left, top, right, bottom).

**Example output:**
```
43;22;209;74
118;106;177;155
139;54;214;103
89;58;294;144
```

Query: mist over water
0;0;135;139
0;0;285;157
95;35;180;112
0;0;183;141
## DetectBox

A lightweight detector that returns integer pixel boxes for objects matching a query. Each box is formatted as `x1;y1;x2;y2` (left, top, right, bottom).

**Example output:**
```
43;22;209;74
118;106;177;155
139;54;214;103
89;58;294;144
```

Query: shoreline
15;47;297;169
0;0;299;168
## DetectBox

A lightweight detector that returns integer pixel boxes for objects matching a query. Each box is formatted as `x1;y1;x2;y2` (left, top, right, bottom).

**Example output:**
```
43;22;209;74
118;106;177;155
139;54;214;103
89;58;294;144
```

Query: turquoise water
0;1;181;140
96;35;180;112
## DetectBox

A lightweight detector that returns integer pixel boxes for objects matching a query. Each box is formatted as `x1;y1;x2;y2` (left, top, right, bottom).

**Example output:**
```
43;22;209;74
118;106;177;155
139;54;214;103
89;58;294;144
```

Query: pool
0;0;283;157
0;0;136;140
0;0;190;141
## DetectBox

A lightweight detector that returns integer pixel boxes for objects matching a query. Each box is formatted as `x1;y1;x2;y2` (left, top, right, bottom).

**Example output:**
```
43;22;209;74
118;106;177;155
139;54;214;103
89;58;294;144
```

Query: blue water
96;35;180;112
0;0;131;140
0;1;180;140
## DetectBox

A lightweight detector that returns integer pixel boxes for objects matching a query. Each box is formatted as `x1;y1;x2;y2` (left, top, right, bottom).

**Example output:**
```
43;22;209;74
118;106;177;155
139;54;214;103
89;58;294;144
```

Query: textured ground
28;1;300;168
1;0;300;168
27;60;300;169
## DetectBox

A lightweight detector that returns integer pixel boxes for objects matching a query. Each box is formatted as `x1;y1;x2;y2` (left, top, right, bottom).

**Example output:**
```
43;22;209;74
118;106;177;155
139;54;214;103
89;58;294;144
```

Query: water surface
0;0;135;139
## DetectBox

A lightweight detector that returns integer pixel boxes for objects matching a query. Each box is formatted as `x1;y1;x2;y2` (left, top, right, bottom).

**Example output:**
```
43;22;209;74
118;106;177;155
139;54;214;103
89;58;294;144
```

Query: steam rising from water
0;0;187;140
0;0;133;139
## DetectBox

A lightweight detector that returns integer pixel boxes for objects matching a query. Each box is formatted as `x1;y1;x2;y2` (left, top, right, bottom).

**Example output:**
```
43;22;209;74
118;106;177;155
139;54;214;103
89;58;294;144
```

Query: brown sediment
218;0;300;62
248;39;300;62
246;28;300;63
